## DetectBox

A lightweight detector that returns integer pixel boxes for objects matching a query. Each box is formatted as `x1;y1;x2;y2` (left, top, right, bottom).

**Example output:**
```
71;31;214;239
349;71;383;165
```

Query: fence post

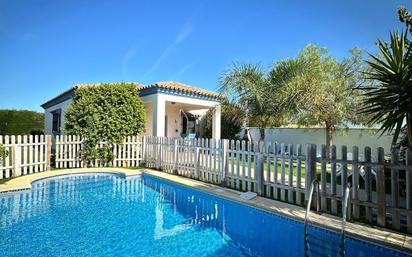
305;144;317;202
347;189;353;221
255;153;264;195
341;145;348;216
12;136;21;177
173;139;178;175
391;149;400;230
376;147;386;227
46;135;52;171
141;136;146;165
352;146;359;220
363;147;372;222
156;138;161;170
320;144;327;211
195;147;200;179
221;139;229;185
405;148;412;233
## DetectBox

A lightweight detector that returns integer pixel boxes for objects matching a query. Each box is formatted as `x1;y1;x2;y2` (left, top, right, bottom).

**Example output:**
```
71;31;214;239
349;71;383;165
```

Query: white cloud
121;47;137;77
174;63;194;78
142;24;194;79
174;25;193;44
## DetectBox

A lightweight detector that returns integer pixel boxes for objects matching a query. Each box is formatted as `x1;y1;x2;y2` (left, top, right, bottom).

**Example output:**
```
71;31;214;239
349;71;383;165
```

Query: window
52;111;61;133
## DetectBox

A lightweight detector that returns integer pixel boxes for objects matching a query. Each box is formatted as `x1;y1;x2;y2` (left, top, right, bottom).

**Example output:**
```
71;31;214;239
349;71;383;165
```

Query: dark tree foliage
65;83;146;165
0;109;44;135
394;127;409;154
398;6;412;33
203;103;243;140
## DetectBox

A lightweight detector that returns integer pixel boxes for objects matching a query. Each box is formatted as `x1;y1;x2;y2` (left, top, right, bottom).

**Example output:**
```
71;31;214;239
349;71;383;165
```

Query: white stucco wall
140;93;220;137
242;127;393;154
165;103;182;138
143;103;153;136
143;100;209;138
43;98;72;135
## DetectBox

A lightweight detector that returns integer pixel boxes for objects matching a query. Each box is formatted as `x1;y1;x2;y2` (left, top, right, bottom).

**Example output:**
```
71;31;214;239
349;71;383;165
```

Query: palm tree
218;60;307;142
363;31;412;148
219;63;266;141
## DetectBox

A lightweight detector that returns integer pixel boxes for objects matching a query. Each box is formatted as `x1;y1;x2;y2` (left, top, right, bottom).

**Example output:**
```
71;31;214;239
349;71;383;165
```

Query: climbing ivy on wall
64;83;146;165
0;144;7;166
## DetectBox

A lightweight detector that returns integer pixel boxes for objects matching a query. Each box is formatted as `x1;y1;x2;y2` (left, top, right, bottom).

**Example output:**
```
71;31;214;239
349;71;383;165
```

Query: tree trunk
242;101;249;129
259;127;265;142
241;102;250;142
242;128;251;142
325;123;334;159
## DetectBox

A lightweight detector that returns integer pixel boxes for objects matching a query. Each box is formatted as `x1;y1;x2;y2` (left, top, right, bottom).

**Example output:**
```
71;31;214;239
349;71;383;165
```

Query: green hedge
0;109;44;135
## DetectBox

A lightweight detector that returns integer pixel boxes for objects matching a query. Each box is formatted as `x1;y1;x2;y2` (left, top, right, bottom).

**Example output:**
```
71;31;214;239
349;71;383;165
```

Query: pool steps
304;180;350;256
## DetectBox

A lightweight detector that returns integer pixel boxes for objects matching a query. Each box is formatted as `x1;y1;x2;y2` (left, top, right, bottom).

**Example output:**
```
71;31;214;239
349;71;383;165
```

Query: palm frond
363;30;412;146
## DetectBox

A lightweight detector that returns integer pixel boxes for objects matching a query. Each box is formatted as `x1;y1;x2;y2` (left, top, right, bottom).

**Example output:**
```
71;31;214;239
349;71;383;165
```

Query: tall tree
291;45;367;157
218;63;266;141
218;60;306;141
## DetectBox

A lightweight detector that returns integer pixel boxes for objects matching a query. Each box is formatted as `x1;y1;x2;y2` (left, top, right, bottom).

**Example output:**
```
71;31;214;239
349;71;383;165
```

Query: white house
41;81;222;139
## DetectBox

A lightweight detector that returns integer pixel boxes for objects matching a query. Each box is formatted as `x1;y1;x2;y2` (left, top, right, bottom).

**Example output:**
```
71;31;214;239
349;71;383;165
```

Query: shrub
203;103;243;140
64;83;146;165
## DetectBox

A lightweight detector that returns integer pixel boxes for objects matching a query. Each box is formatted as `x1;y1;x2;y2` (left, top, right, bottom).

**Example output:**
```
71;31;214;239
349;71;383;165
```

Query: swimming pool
0;173;409;257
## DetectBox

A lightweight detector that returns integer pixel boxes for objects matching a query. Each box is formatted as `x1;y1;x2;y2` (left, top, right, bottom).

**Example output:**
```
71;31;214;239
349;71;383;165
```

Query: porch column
212;105;221;139
153;94;166;137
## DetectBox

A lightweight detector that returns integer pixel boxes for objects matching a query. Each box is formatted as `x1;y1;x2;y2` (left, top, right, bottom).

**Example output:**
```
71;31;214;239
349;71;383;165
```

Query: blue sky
0;0;410;111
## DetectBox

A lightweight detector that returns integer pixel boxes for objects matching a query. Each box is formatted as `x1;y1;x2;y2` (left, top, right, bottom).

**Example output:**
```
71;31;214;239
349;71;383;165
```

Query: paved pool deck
0;167;411;255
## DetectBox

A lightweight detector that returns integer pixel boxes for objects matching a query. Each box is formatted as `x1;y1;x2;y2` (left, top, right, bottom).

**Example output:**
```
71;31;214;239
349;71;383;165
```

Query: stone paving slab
0;168;141;192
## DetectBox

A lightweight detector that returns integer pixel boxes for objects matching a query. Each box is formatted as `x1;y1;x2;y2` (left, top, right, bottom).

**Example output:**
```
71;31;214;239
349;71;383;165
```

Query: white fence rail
1;134;411;233
0;135;51;179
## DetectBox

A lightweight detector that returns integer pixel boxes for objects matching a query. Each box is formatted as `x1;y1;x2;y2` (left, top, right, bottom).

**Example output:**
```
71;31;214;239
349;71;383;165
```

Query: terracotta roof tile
144;81;219;98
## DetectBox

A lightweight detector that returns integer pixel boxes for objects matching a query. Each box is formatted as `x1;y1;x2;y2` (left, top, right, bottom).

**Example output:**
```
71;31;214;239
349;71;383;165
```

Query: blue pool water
0;173;410;257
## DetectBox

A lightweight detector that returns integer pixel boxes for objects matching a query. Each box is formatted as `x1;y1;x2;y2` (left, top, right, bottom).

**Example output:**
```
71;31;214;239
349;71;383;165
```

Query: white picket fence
143;137;224;183
55;135;142;168
1;134;412;233
0;135;51;179
141;136;412;234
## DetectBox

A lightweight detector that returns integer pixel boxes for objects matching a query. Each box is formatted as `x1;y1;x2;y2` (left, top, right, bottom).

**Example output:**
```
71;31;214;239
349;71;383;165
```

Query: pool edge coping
0;168;141;193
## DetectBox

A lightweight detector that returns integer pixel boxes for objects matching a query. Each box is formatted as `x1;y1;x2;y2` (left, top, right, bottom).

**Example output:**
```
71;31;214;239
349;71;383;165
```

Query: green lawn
228;157;350;180
228;158;306;177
